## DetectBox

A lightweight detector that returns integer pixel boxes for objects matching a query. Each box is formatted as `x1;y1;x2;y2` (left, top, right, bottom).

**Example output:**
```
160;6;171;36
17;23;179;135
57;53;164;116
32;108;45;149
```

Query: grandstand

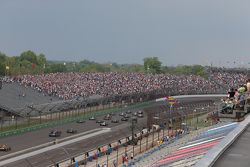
0;69;241;126
1;68;248;167
131;122;237;167
0;82;59;109
0;82;106;119
0;82;60;117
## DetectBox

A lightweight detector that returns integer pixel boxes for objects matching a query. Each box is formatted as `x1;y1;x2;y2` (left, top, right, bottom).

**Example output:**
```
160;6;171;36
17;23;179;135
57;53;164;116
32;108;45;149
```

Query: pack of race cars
47;110;144;138
89;110;144;126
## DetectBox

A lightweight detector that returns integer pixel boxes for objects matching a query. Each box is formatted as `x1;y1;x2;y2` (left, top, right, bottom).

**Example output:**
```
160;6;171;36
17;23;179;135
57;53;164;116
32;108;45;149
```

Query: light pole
15;116;17;129
139;132;142;153
116;141;119;167
106;152;109;167
193;109;196;128
153;116;160;141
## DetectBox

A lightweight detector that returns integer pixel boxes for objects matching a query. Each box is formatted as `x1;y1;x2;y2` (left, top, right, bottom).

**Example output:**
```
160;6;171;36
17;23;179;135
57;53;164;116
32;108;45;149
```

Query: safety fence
48;104;217;167
50;128;187;167
51;120;216;167
0;100;155;138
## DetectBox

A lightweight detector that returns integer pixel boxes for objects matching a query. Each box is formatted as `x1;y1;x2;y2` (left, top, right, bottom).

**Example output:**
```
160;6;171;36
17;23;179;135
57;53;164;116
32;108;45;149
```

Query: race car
96;120;104;123
0;144;11;151
66;129;77;134
104;114;111;120
124;114;130;118
121;117;128;121
126;110;132;114
137;114;143;118
111;119;119;123
76;120;85;123
100;121;108;126
89;116;96;120
119;112;125;116
49;130;62;137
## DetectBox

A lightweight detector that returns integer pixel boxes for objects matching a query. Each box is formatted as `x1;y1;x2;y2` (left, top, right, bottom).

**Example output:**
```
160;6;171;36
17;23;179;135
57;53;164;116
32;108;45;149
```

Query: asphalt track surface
0;97;221;167
213;124;250;167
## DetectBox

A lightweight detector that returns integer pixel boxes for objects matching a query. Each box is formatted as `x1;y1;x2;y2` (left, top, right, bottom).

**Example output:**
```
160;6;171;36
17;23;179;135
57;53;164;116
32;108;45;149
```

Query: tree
143;57;162;74
80;63;110;72
192;65;205;76
0;52;6;75
37;53;46;66
20;50;38;64
0;52;6;62
162;64;206;77
45;63;67;73
0;63;5;76
79;59;95;67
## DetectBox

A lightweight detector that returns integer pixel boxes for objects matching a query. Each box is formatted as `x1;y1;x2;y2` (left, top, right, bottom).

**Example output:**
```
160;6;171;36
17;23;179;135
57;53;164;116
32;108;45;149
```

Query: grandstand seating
129;122;237;167
0;82;59;110
0;82;60;117
2;68;245;117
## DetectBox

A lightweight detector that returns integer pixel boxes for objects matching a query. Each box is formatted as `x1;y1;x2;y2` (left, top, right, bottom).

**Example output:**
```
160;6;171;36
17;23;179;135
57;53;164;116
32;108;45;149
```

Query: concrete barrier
156;94;227;102
194;114;250;167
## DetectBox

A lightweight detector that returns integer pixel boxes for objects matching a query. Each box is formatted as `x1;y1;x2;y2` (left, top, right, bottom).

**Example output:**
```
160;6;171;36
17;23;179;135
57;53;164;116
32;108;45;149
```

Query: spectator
4;68;249;102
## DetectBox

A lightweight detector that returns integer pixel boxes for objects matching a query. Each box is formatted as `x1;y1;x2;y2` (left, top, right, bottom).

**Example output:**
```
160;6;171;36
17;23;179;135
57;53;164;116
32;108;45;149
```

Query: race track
0;96;222;167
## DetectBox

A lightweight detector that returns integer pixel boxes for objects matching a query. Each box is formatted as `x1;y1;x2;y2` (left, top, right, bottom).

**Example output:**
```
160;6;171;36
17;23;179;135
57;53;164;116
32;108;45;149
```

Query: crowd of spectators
3;72;220;100
208;68;248;90
2;68;248;101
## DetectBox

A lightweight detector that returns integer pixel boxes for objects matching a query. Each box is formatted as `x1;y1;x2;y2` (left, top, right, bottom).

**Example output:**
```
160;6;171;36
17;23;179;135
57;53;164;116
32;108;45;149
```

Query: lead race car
0;144;11;151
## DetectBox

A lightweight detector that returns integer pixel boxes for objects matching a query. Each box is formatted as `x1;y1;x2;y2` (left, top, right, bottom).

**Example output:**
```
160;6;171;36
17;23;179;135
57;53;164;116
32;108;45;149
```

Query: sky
0;0;250;67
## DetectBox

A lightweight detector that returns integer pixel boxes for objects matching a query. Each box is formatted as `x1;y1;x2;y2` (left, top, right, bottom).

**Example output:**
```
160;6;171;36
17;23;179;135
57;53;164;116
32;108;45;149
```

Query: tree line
0;51;206;77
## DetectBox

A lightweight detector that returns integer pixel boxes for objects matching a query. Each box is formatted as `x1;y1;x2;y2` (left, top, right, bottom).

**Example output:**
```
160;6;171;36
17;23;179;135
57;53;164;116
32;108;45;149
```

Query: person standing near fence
125;154;128;166
122;154;125;164
112;160;117;167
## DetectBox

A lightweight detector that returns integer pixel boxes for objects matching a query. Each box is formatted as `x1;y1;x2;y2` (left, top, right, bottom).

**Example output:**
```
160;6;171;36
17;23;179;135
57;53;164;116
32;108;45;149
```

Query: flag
166;96;177;105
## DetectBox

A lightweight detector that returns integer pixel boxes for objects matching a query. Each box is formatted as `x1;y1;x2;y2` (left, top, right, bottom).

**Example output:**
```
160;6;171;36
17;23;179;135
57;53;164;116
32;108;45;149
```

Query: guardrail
156;94;227;102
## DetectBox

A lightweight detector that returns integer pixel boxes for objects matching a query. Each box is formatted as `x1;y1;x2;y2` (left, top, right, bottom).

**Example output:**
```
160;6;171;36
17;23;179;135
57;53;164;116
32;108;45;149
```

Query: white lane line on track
207;122;237;132
0;128;111;167
178;136;224;150
0;128;103;161
188;134;225;145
